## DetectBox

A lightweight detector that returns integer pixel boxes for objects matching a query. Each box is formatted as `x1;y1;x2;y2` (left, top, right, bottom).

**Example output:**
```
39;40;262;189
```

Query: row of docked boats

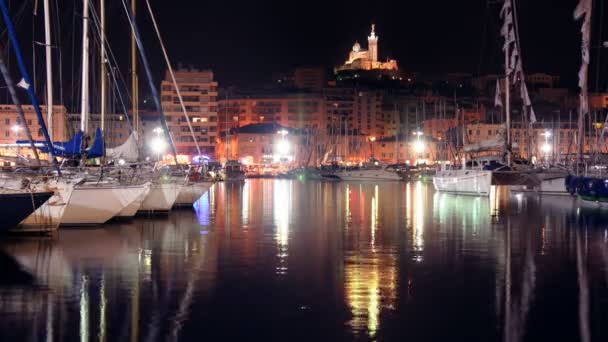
283;159;405;182
0;164;214;234
432;156;608;208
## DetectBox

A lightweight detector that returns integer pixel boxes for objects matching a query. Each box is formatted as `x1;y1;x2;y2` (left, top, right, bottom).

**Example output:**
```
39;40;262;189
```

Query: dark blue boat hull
0;191;54;232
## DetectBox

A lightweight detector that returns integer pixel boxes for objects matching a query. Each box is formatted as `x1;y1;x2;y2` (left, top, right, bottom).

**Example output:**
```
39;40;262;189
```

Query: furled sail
17;128;104;159
18;131;83;156
106;132;139;162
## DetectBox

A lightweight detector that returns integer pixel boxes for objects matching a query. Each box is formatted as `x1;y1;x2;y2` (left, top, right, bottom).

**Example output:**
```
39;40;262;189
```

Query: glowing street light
151;137;167;161
413;139;425;154
277;139;290;155
541;142;552;154
11;124;22;133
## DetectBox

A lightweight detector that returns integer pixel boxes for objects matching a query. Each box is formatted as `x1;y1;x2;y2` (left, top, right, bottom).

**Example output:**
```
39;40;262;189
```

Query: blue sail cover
86;128;104;158
17;128;104;159
18;131;83;156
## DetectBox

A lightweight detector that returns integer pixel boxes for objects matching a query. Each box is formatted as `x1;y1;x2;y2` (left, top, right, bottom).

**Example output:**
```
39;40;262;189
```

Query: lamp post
413;130;425;165
12;124;22;153
369;136;376;160
152;126;165;161
541;130;552;164
276;129;290;164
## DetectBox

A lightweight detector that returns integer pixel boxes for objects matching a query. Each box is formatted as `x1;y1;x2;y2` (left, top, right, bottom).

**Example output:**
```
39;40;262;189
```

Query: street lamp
541;130;552;162
275;129;290;163
12;124;22;152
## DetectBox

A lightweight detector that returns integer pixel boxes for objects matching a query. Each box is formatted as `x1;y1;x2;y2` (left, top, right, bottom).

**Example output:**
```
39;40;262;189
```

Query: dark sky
3;0;606;101
143;0;589;87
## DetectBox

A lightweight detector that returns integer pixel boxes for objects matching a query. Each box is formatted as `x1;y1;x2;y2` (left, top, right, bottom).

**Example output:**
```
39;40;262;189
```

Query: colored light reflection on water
0;180;607;341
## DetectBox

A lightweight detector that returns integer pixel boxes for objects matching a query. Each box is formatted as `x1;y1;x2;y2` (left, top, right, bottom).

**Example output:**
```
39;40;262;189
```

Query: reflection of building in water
406;182;427;262
274;181;292;275
344;250;397;338
343;183;397;338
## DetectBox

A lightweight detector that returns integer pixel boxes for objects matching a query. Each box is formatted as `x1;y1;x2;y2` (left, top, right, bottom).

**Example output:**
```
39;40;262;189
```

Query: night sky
2;0;606;98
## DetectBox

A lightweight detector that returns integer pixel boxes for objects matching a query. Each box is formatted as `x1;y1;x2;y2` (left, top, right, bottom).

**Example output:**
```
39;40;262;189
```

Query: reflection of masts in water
504;218;512;342
503;214;537;342
576;228;590;342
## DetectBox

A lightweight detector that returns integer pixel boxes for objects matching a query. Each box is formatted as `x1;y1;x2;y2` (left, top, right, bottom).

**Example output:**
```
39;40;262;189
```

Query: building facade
0;104;68;144
160;68;219;156
218;93;326;130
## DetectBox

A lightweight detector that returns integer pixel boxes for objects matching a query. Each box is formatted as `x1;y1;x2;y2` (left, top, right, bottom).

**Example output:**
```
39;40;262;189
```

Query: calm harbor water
1;179;608;341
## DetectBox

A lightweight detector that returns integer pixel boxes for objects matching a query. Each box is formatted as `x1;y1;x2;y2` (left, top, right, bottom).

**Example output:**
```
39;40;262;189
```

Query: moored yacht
60;181;147;225
333;160;402;181
20;177;79;231
433;158;499;196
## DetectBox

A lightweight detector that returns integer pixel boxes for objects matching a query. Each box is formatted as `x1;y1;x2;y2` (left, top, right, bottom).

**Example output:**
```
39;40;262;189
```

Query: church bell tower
368;24;378;62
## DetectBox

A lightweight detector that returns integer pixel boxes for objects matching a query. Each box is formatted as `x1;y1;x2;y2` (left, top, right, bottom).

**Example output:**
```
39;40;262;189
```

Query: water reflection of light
143;249;152;279
274;181;291;275
80;275;89;342
490;186;500;217
242;181;250;225
99;275;107;342
405;182;411;228
413;181;424;261
193;191;211;226
345;254;397;338
345;184;351;228
371;185;378;248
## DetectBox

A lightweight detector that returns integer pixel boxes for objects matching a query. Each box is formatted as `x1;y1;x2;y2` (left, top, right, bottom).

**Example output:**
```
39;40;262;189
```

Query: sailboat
434;0;536;196
333;159;402;181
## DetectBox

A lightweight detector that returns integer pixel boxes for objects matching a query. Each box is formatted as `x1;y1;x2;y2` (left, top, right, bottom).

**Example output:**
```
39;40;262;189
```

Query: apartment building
160;68;219;156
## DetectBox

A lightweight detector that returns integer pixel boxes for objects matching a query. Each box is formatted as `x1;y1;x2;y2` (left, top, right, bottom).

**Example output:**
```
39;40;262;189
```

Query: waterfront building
0;104;68;161
216;123;302;166
218;93;326;130
372;135;439;165
67;111;131;147
0;104;67;144
160;68;219;156
324;87;384;138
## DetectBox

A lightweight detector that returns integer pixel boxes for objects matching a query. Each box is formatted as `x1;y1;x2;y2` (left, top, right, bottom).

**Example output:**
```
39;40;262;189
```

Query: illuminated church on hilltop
335;24;399;75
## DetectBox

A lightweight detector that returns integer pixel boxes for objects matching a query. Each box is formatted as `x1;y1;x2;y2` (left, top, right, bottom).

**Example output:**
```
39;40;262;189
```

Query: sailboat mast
575;0;592;166
144;0;201;156
100;0;106;133
131;0;138;133
43;0;53;141
505;45;511;166
80;0;90;134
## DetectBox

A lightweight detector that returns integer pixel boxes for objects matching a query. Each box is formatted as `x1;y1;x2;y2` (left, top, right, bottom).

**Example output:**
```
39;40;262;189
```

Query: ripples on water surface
1;180;608;341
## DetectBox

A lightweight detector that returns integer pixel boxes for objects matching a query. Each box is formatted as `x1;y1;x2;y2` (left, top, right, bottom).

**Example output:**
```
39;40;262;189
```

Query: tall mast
131;0;138;133
100;0;106;133
575;0;592;165
144;0;201;156
43;0;53;141
80;0;89;133
505;45;511;166
0;0;60;173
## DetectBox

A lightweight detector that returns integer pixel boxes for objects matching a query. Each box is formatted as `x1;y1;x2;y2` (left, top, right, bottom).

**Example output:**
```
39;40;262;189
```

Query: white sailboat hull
115;183;151;218
175;182;212;206
60;185;134;225
433;170;492;196
139;182;183;212
334;169;402;181
20;179;76;231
